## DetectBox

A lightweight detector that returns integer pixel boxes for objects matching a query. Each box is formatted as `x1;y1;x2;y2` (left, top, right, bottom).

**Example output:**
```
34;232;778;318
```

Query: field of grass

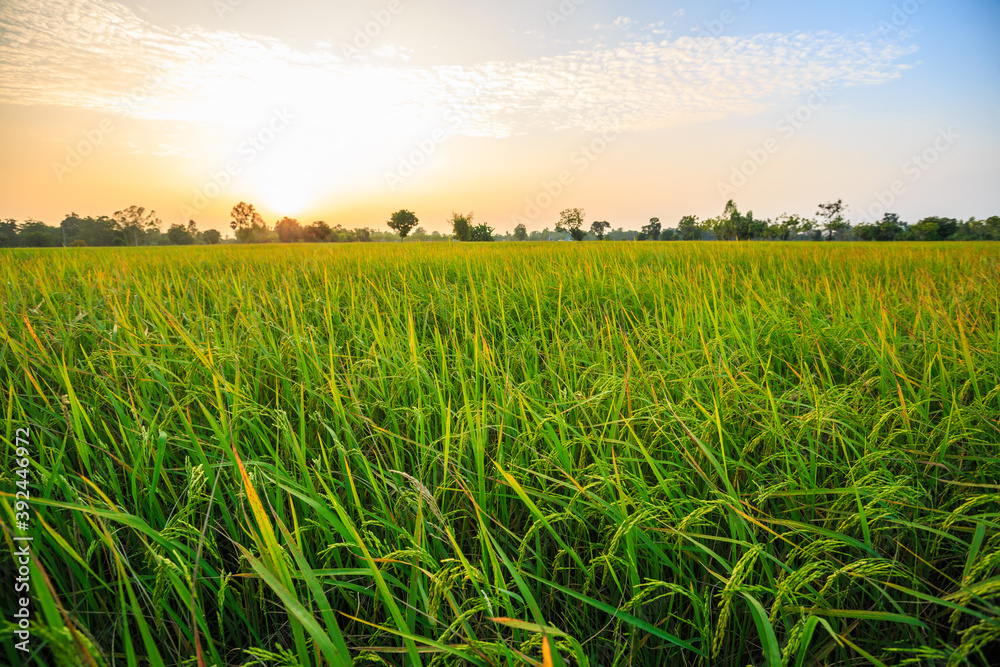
1;242;998;666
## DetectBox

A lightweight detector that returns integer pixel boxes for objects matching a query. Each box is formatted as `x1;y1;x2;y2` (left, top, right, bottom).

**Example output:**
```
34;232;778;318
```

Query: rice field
1;242;998;666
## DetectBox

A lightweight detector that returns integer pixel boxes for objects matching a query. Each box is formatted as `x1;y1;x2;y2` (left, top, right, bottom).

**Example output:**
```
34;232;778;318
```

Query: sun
262;186;309;217
253;168;315;218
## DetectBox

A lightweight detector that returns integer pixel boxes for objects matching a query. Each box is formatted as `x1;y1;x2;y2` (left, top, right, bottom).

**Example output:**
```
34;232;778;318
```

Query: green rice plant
1;241;998;665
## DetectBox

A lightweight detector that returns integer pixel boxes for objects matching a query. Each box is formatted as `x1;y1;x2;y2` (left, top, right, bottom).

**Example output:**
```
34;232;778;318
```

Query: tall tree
275;217;303;243
231;202;267;243
556;208;586;241
513;223;528;241
677;215;702;241
640;217;662;241
113;206;161;246
590;220;611;240
0;219;18;247
450;212;473;242
817;200;850;241
388;209;419;239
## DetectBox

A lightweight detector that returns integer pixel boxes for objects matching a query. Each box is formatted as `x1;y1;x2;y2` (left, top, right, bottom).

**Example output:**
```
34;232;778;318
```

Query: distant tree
166;223;195;245
716;200;754;240
0;219;18;247
746;212;767;240
113;206;161;246
19;220;61;247
817;200;850;241
388;209;419;239
355;227;372;242
303;221;331;242
854;222;877;241
231;202;267;243
513;223;528;241
771;213;808;240
590;220;611;240
874;213;905;241
677;215;701;241
660;228;678;241
640;217;662;241
275;217;303;243
556;208;586;241
59;214;122;246
987;216;1000;240
961;216;1000;241
203;229;222;245
470;223;495;242
798;217;819;240
913;216;958;241
68;239;87;247
450;212;473;242
711;202;737;240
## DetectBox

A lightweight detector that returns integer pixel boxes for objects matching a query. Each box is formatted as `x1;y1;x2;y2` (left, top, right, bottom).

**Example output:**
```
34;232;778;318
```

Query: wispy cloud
0;0;918;138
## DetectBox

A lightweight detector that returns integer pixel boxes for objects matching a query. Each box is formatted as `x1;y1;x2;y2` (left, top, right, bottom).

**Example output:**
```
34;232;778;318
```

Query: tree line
3;199;998;248
0;207;223;248
515;201;999;243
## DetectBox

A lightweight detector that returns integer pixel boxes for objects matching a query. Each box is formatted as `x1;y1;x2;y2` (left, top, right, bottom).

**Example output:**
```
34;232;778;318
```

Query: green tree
470;223;495;242
166;223;195;245
113;206;161;246
817;200;849;241
450;212;473;241
975;216;1000;241
203;229;222;245
513;223;528;241
914;216;958;241
772;213;809;241
640;217;662;241
231;202;267;243
0;219;18;247
590;220;611;240
713;201;765;241
677;215;702;241
388;209;419;239
875;213;905;241
19;220;60;247
556;208;586;242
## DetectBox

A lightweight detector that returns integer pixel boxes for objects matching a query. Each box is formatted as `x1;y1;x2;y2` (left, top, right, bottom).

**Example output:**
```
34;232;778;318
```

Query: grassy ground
1;242;998;666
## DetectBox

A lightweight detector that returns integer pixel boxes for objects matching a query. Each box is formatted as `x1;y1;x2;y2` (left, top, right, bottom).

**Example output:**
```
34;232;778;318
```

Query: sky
1;0;998;235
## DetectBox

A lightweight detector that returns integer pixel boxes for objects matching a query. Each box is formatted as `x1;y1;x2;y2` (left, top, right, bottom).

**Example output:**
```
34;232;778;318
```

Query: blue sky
1;0;997;232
